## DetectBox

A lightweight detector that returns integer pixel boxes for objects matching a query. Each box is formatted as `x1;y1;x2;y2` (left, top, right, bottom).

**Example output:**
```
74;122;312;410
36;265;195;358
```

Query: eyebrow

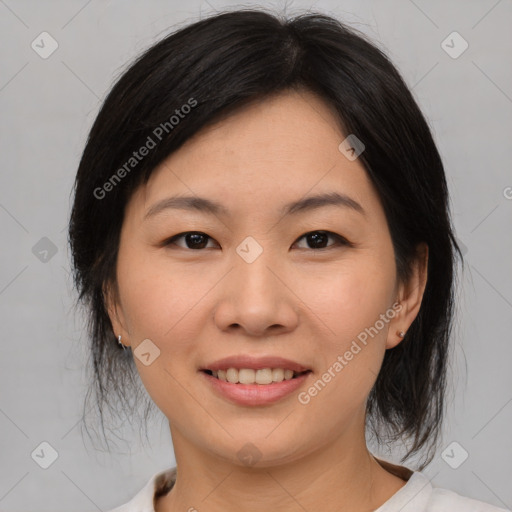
144;191;366;220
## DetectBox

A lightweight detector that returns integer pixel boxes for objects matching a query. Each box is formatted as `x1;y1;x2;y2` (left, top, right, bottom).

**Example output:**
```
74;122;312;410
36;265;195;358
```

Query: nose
213;250;299;338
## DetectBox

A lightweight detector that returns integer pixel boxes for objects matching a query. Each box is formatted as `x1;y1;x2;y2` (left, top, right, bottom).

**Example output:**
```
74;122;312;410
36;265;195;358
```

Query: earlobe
102;280;127;340
385;312;407;350
386;243;429;350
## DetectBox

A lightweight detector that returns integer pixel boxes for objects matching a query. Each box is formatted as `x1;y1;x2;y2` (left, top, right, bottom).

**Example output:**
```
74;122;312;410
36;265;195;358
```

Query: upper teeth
212;368;297;384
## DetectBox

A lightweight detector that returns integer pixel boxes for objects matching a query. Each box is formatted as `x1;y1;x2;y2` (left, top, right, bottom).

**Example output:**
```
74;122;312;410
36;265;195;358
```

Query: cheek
296;257;395;340
115;253;209;412
296;254;395;393
116;250;212;347
296;277;391;419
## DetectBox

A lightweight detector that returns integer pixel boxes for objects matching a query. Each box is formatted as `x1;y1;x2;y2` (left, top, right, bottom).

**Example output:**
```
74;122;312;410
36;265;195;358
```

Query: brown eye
294;231;350;250
164;231;217;250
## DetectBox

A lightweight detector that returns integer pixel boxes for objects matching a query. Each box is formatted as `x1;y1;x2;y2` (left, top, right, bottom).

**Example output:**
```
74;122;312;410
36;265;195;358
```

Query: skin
105;88;428;512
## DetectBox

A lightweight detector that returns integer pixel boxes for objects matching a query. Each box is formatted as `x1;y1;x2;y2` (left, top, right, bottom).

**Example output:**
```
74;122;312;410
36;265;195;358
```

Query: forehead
131;89;383;223
175;88;345;162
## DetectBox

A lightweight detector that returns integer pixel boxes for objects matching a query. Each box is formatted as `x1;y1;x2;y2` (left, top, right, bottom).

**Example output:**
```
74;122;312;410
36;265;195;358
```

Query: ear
386;243;429;349
102;280;130;347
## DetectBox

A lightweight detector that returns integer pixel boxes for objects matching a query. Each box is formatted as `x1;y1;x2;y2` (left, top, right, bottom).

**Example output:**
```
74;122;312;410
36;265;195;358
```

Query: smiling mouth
201;368;311;385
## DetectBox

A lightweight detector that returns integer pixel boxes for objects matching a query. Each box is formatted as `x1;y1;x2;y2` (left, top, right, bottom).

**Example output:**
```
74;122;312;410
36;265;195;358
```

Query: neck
155;424;407;512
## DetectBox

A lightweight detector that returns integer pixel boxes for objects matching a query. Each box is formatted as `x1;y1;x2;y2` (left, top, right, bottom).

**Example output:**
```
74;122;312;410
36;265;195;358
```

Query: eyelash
162;230;353;251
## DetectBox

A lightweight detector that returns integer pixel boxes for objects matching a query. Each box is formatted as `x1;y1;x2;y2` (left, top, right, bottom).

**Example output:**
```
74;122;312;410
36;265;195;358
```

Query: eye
294;230;351;250
163;230;352;251
164;231;218;250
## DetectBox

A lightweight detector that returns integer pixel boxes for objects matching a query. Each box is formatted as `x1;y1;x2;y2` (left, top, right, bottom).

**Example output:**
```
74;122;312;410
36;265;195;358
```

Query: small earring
118;334;126;350
397;331;405;338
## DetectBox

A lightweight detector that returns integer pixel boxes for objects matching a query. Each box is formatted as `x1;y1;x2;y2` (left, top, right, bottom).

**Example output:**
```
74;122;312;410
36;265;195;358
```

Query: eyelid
293;230;353;250
163;231;218;249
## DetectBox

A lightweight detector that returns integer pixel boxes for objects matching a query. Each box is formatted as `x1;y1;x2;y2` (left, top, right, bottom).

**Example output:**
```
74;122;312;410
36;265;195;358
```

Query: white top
105;462;510;512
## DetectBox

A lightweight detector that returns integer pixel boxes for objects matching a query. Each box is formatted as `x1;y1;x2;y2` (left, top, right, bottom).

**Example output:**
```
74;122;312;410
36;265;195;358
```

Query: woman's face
106;89;424;466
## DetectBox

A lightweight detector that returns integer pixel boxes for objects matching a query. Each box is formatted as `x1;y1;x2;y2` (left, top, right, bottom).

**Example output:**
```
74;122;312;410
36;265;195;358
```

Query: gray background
1;0;511;510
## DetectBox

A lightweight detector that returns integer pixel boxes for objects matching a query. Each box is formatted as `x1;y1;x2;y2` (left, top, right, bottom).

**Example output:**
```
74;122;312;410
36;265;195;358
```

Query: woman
68;8;508;512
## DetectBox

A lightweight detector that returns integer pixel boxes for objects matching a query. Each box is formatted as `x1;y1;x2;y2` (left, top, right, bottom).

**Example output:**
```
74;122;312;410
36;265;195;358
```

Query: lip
201;355;310;373
201;370;312;406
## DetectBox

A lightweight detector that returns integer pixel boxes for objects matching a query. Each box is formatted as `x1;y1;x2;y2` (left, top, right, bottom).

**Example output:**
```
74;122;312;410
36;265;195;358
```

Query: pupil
187;233;207;249
308;232;328;248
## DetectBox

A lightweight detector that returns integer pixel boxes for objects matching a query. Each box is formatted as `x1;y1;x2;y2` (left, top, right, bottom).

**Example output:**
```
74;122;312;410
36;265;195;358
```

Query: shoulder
427;486;510;512
374;464;509;512
400;471;509;512
103;467;177;512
